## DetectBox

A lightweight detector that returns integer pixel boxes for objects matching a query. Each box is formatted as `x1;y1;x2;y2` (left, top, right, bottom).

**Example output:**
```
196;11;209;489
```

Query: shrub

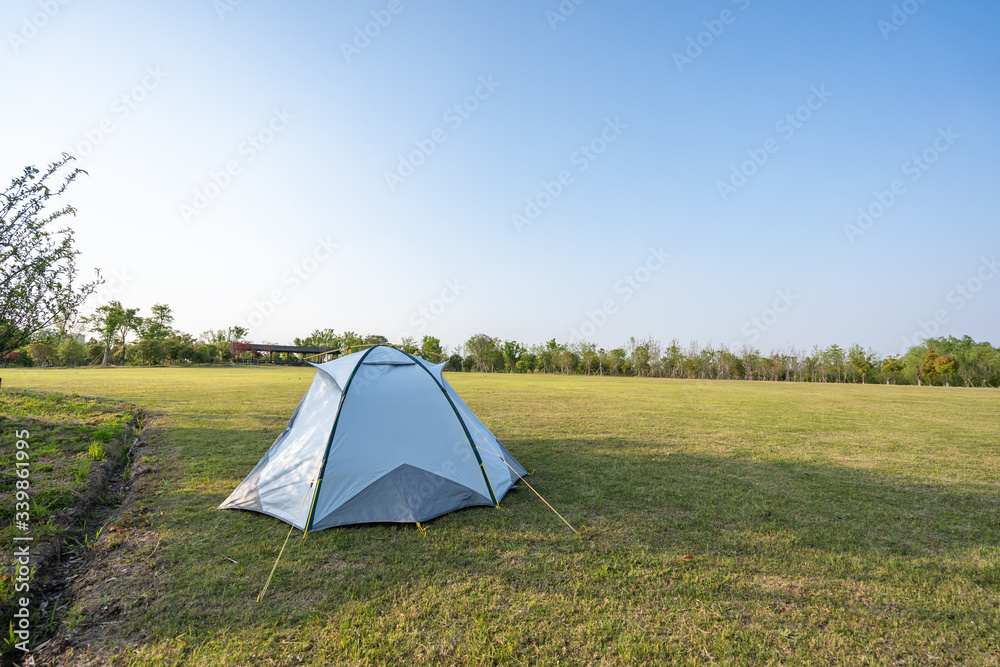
88;442;105;461
93;422;122;443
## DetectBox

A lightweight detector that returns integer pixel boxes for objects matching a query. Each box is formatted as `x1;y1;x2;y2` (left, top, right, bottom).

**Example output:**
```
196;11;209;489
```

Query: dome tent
219;345;527;532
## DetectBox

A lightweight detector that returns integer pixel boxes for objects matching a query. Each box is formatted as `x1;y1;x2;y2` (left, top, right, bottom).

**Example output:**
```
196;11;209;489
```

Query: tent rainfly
219;345;527;531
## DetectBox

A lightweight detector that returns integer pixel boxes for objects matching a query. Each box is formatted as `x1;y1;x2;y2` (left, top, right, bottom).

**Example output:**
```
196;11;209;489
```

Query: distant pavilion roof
247;344;340;356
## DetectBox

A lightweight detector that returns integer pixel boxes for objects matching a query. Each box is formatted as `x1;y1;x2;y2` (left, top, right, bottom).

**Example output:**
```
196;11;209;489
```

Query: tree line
1;308;426;368
448;334;1000;387
7;309;998;389
3;301;231;367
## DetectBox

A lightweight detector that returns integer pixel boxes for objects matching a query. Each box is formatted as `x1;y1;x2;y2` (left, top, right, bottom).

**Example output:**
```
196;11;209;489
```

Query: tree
3;350;28;367
201;326;247;362
27;331;60;366
685;355;701;379
464;334;501;372
848;344;875;384
57;336;88;366
920;348;940;386
699;345;718;380
85;301;126;367
576;341;597;375
161;338;186;363
807;345;826;382
230;340;253;362
294;328;341;349
340;331;364;352
920;335;998;388
627;337;651;377
557;347;579;374
141;303;175;340
532;342;553;373
192;344;213;363
500;340;524;372
113;305;142;364
83;301;143;365
516;352;537;373
648;339;664;377
608;348;628;376
969;342;1000;388
741;347;761;381
399;336;419;354
717;346;740;380
134;339;167;365
200;330;228;362
0;155;101;357
663;339;685;378
826;344;845;382
934;354;957;386
421;335;444;361
85;338;105;365
881;354;905;385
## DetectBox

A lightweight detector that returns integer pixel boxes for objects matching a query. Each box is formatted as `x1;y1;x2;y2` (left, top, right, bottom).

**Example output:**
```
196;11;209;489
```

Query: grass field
0;391;133;540
2;367;999;665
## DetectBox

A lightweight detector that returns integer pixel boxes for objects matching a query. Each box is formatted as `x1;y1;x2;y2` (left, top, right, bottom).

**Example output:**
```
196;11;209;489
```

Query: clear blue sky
2;0;997;355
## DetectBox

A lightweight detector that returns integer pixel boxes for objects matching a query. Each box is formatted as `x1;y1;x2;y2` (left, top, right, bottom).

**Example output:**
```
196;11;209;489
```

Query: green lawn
0;390;132;546
2;367;999;665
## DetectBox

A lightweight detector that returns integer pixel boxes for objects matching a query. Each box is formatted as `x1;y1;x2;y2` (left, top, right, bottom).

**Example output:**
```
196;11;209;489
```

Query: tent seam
310;463;491;530
303;346;377;533
307;361;344;393
399;349;499;507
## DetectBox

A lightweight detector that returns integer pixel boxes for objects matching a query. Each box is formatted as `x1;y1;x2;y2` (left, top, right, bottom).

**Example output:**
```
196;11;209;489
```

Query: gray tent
220;345;527;531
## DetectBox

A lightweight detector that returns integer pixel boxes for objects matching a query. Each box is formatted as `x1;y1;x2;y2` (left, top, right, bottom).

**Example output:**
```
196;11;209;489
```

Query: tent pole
398;349;499;507
305;347;378;532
